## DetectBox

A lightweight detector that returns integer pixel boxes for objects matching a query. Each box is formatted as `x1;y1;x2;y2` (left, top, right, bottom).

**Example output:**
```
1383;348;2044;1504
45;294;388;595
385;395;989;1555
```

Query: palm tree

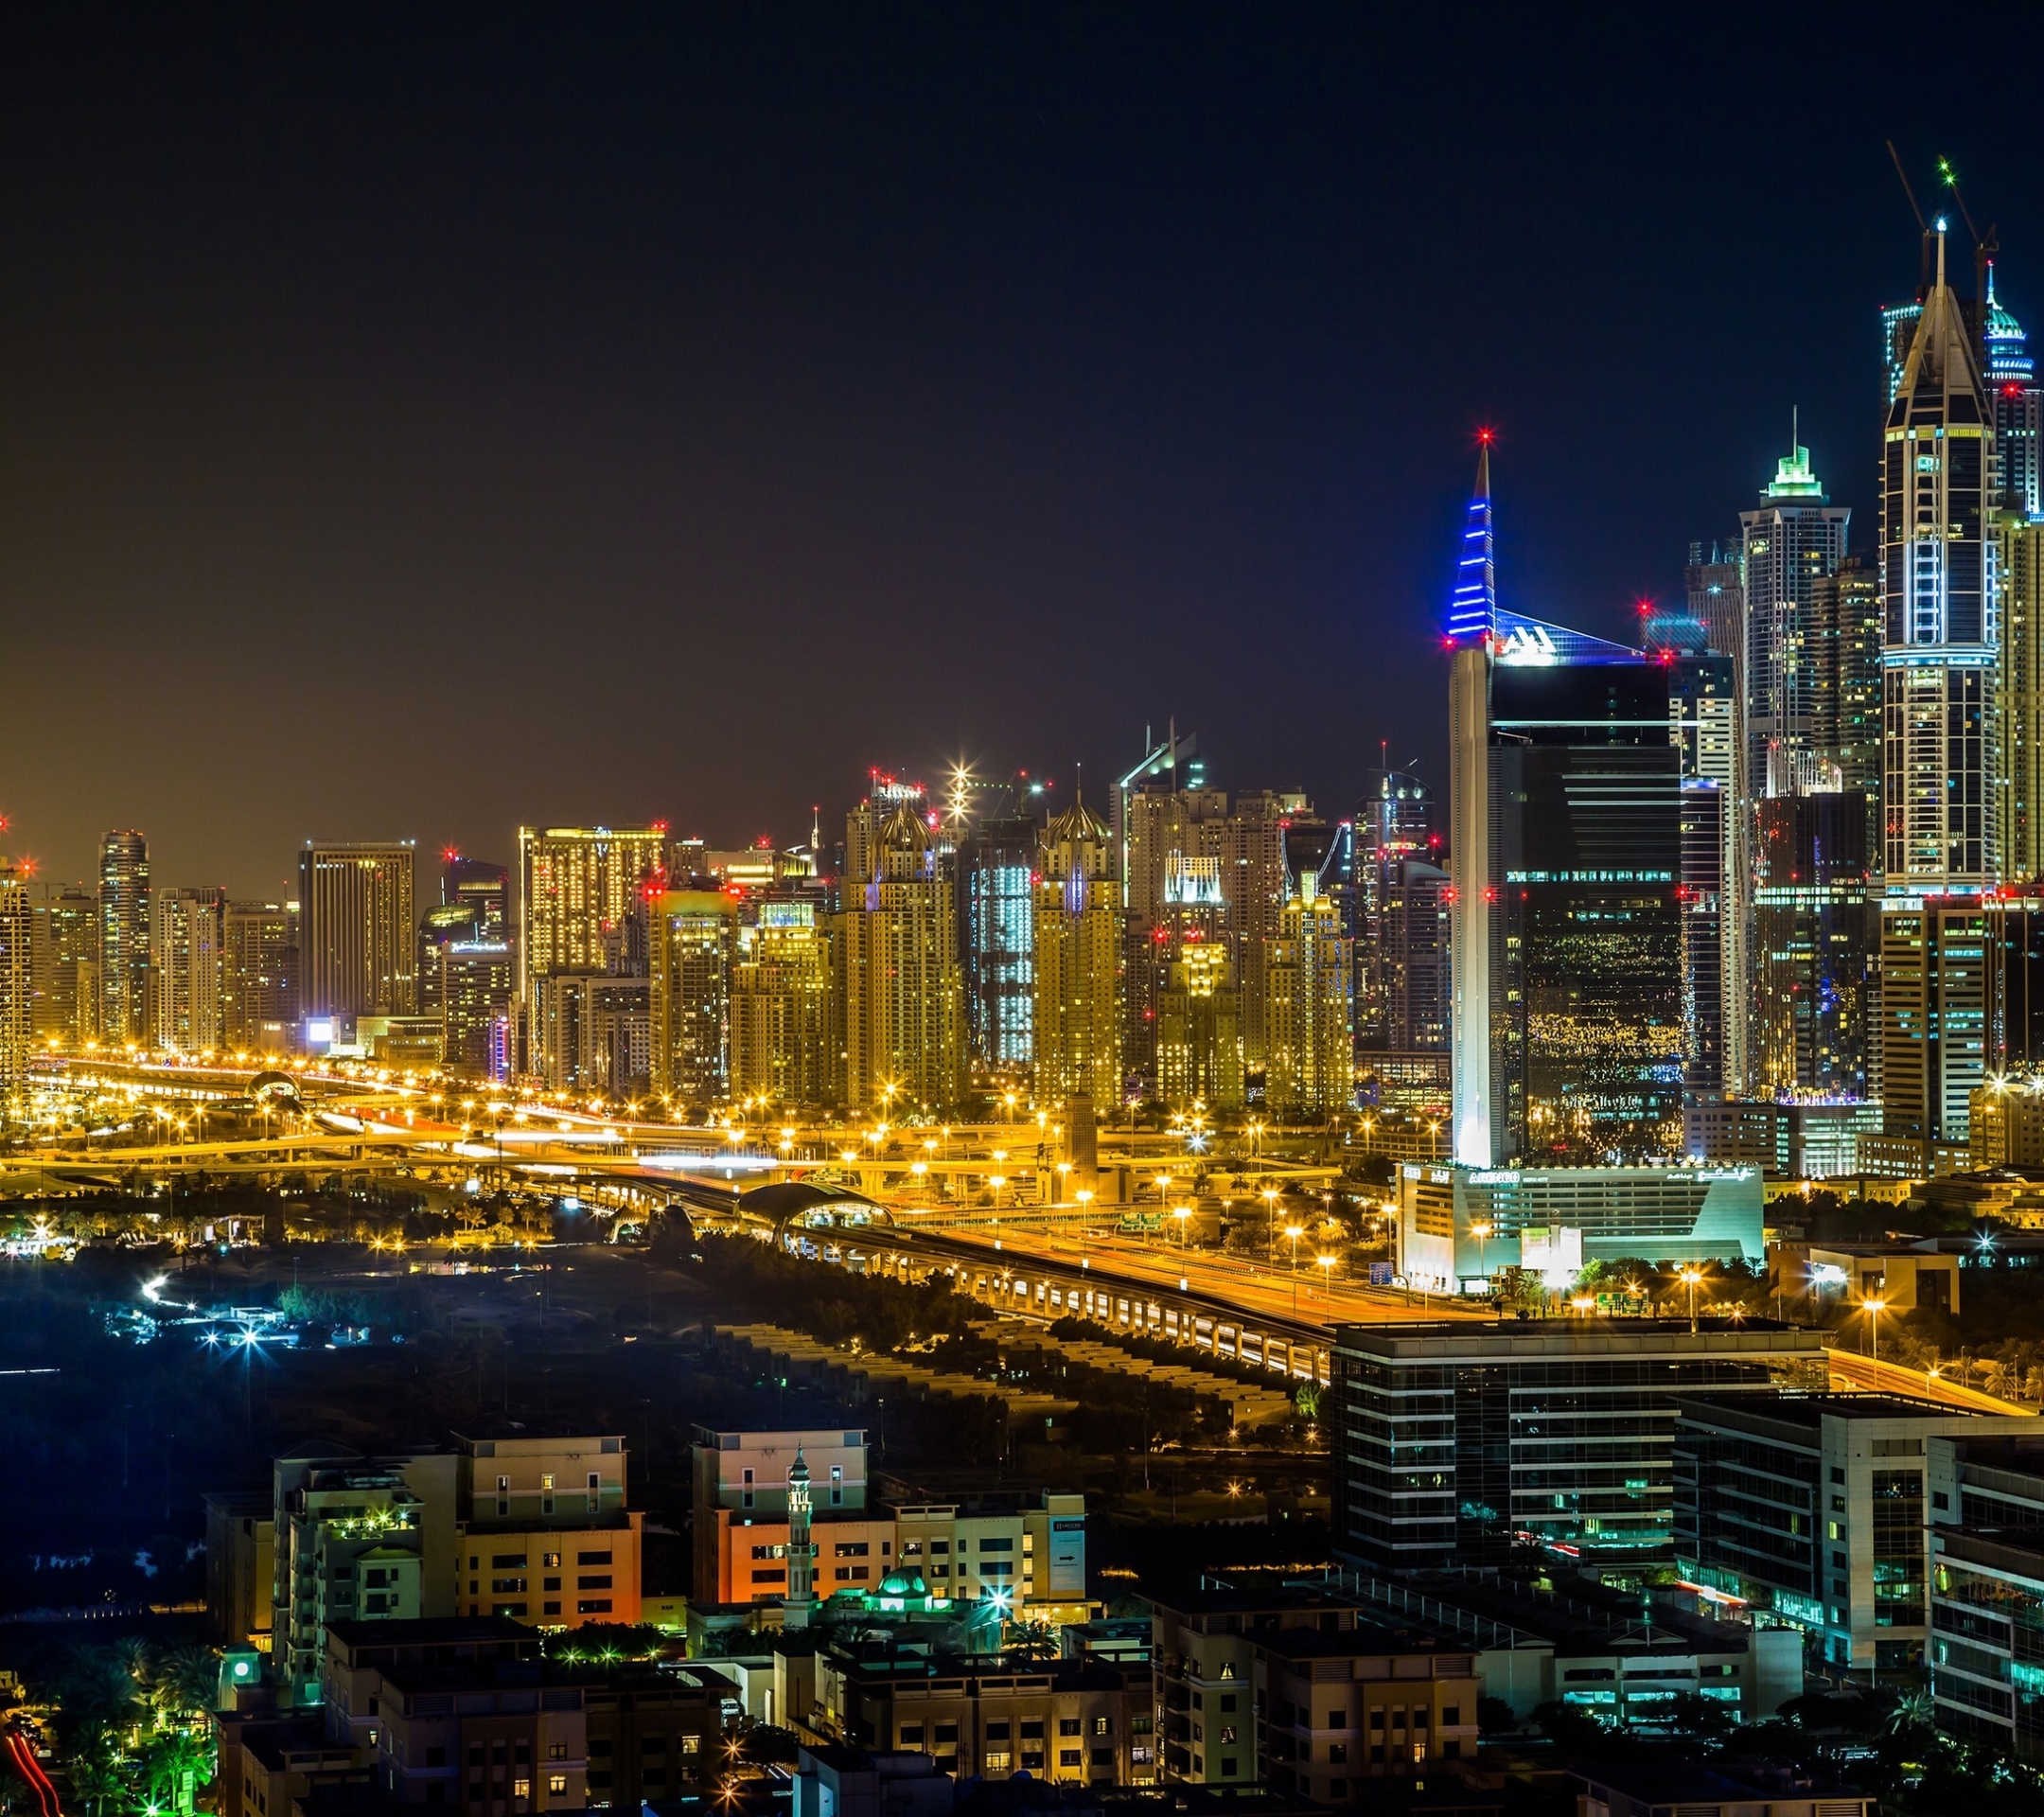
154;1645;220;1720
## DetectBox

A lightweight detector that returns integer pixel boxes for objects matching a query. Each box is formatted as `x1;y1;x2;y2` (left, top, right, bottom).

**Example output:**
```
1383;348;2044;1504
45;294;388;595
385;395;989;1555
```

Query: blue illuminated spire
1447;433;1496;644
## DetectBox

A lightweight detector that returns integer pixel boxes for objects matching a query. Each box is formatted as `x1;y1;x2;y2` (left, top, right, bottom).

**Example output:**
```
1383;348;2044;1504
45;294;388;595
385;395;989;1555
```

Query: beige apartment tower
838;804;965;1112
298;842;416;1026
1032;800;1121;1109
731;900;841;1107
1262;876;1355;1115
647;889;737;1105
150;887;226;1053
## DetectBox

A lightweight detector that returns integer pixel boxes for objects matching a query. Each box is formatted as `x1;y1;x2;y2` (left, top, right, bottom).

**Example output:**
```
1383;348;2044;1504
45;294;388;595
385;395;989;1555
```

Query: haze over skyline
4;10;2042;893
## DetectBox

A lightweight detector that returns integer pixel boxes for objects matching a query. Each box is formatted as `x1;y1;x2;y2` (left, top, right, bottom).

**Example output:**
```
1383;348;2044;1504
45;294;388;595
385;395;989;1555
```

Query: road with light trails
893;1214;1488;1329
1825;1344;2034;1413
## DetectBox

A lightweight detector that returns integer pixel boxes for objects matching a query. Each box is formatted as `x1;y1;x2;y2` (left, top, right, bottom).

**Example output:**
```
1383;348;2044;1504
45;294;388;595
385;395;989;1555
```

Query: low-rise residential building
1675;1392;2044;1673
1144;1579;1364;1789
321;1618;542;1752
579;1666;732;1808
793;1745;953;1817
368;1657;589;1811
207;1491;276;1650
273;1447;460;1706
1929;1526;2044;1758
693;1428;1084;1619
1567;1763;1876;1817
453;1432;643;1629
222;1718;366;1817
1797;1242;1962;1316
1253;1625;1477;1802
811;1647;1154;1786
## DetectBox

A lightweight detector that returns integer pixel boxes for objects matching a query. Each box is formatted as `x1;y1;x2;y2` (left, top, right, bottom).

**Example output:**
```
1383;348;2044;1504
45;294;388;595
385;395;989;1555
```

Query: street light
1471;1220;1492;1285
1172;1205;1191;1250
1315;1254;1336;1300
1679;1266;1703;1333
1863;1295;1889;1361
1284;1225;1304;1313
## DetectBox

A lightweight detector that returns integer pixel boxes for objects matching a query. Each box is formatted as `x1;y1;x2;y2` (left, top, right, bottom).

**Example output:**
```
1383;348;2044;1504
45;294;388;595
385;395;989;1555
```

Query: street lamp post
1471;1220;1491;1287
1864;1296;1888;1361
1680;1266;1703;1334
1284;1225;1303;1314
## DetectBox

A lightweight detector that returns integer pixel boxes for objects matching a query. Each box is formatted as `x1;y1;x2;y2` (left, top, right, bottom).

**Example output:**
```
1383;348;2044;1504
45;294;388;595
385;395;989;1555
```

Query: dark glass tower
964;814;1036;1074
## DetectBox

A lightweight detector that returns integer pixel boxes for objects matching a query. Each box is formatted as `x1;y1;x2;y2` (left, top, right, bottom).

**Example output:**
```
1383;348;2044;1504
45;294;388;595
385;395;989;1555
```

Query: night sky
4;9;2042;895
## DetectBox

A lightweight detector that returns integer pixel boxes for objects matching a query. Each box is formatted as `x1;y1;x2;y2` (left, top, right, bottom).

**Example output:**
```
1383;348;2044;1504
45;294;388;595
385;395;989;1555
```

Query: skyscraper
731;901;840;1108
1031;798;1122;1111
838;801;966;1113
2000;516;2044;881
221;902;299;1052
1808;554;1884;802
150;887;225;1054
1153;854;1242;1109
0;861;29;1090
1739;432;1849;798
97;830;149;1045
517;824;666;995
1877;899;1987;1167
441;941;514;1079
1356;771;1440;1052
1751;792;1877;1098
1985;263;2041;517
1262;871;1354;1116
1447;443;1685;1165
647;889;736;1106
1116;735;1224;1085
297;842;417;1029
30;885;98;1045
963;814;1035;1075
1882;228;1996;891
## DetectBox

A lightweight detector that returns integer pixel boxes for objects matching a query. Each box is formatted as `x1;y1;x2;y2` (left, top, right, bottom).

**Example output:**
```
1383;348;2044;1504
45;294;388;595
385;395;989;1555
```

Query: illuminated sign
1495;623;1559;666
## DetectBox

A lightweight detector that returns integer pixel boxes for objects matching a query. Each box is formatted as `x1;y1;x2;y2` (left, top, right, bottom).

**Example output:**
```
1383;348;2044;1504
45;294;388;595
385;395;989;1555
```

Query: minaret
783;1446;817;1629
1882;220;1998;891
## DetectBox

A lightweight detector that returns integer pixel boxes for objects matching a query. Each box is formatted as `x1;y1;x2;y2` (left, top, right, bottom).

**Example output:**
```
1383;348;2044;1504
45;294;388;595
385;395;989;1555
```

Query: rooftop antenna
1887;140;1929;293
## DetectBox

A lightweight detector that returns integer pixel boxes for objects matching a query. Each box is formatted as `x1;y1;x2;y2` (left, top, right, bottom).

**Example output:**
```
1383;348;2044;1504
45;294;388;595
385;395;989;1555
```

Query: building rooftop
1334;1318;1820;1357
1676;1389;1965;1426
1567;1759;1870;1810
1138;1574;1357;1620
325;1615;540;1657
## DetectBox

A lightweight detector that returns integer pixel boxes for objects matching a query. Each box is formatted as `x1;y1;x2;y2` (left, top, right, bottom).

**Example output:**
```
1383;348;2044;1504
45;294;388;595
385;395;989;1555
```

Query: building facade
0;863;28;1089
98;829;150;1044
1031;801;1122;1111
1262;876;1354;1115
647;890;736;1106
298;842;417;1029
221;901;298;1053
150;886;225;1054
965;815;1035;1076
731;902;840;1108
1752;790;1877;1097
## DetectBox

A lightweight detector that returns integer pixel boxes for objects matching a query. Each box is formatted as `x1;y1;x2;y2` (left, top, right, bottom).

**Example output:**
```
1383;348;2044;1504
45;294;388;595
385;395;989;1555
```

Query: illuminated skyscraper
1985;263;2042;516
1751;792;1877;1097
150;887;224;1053
419;856;510;1015
221;901;298;1053
1739;432;1850;797
731;901;840;1108
0;862;28;1089
97;830;150;1045
1115;733;1224;1083
30;885;98;1045
517;823;667;1014
1031;798;1121;1110
298;842;416;1029
1450;609;1684;1165
1210;790;1301;1073
1882;228;1996;891
1154;855;1242;1109
1877;899;1987;1168
1262;873;1354;1116
2000;516;2044;880
647;889;736;1106
441;942;514;1079
838;802;966;1113
964;814;1035;1074
1356;771;1440;1051
1446;432;1496;644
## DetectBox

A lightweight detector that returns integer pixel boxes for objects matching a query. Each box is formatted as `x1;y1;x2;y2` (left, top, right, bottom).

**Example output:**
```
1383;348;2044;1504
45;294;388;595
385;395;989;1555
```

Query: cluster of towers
1445;218;2044;1173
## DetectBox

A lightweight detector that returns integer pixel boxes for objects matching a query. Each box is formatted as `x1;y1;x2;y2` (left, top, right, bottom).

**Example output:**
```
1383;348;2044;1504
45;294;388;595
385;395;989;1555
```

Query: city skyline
6;14;2044;890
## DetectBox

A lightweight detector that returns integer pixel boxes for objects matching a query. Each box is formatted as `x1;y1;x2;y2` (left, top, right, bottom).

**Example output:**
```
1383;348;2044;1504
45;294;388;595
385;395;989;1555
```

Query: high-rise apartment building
838;802;965;1113
1261;873;1353;1116
1356;771;1439;1051
442;942;515;1078
731;901;840;1108
1739;434;1850;798
2001;516;2044;881
30;885;98;1045
1883;230;1997;892
221;902;299;1053
533;975;650;1093
964;814;1035;1076
1985;890;2044;1073
1207;791;1296;1073
298;842;416;1029
1684;539;1747;689
1031;800;1122;1111
0;862;29;1089
1986;264;2042;517
1117;738;1225;1085
647;890;736;1106
1878;898;1988;1166
518;823;666;996
97;830;150;1045
419;857;511;1016
1153;855;1242;1108
1808;553;1884;794
1371;860;1451;1054
1752;792;1877;1097
150;887;225;1054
